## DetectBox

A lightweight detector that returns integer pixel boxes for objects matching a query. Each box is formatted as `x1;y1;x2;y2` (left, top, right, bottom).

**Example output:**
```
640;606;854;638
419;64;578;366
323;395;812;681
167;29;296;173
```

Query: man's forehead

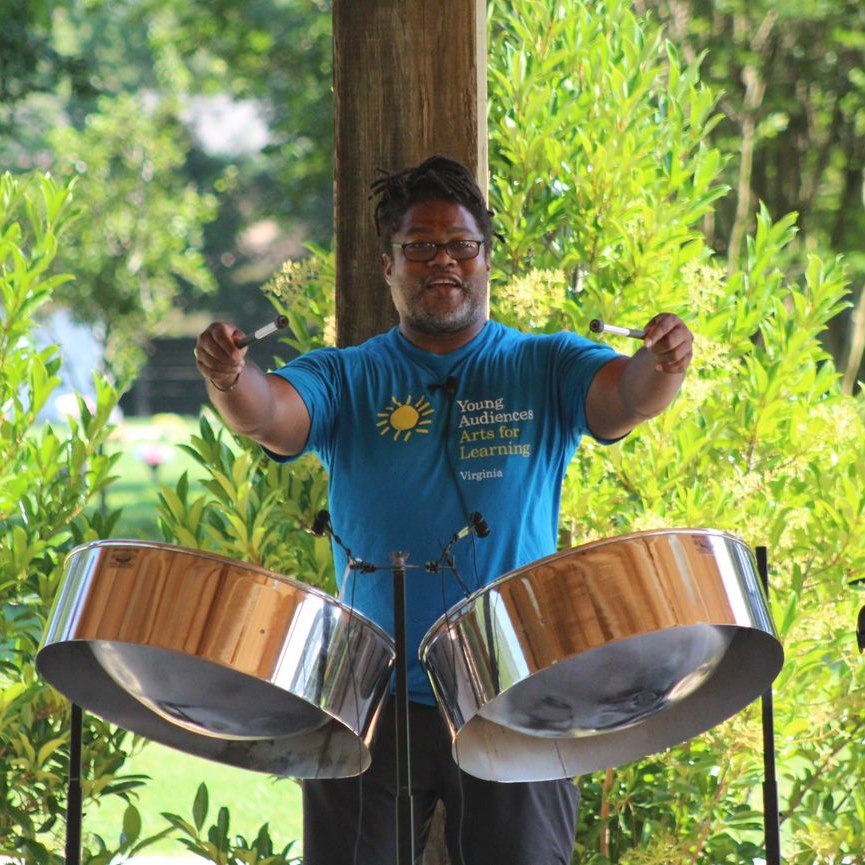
397;200;480;235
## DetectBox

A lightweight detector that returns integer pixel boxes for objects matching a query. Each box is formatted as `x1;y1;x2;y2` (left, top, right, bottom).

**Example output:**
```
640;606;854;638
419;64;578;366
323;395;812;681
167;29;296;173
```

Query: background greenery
2;0;865;863
65;414;298;856
83;742;302;859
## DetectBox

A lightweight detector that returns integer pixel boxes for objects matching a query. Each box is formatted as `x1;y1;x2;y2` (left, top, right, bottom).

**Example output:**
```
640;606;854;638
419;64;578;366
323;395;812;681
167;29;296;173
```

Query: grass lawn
84;742;303;858
83;413;305;858
100;413;205;542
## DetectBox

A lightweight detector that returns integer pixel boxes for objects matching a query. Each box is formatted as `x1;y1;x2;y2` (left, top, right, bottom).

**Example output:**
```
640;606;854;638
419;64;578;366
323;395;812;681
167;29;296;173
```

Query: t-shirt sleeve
263;348;341;464
554;333;624;445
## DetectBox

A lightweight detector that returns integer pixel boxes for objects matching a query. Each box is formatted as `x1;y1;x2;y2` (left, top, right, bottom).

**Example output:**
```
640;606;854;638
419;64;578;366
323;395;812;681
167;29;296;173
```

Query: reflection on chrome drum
420;529;784;782
36;541;395;779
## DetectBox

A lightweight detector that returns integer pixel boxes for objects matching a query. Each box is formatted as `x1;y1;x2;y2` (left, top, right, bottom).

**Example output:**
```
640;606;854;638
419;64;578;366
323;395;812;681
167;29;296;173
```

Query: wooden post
331;4;487;861
332;0;487;349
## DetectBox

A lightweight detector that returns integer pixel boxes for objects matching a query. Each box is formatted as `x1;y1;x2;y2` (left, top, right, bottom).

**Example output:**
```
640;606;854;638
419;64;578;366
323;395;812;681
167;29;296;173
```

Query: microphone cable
438;379;484;594
435;377;486;865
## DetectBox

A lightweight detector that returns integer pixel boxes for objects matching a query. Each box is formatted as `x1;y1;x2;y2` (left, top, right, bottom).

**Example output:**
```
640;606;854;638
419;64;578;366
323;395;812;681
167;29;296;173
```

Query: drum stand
391;551;415;865
757;546;782;865
67;703;83;865
317;510;487;865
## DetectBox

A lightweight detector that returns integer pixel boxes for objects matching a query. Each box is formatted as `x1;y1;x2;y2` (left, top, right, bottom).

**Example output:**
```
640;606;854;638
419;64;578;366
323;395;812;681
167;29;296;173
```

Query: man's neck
398;319;488;355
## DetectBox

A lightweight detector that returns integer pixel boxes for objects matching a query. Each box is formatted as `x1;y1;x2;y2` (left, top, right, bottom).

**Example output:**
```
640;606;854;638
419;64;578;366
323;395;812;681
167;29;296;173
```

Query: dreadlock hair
370;155;495;255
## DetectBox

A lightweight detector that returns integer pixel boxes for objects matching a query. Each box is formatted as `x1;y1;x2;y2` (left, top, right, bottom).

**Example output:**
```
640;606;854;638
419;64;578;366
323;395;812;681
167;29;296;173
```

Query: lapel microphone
430;376;459;398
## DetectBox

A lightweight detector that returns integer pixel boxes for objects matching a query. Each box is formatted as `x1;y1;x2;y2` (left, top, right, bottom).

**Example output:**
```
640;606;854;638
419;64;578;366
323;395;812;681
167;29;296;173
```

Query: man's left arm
585;313;693;441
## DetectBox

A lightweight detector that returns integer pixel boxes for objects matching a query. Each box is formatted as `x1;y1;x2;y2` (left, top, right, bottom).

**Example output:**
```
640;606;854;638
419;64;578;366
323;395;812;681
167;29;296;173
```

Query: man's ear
382;252;394;284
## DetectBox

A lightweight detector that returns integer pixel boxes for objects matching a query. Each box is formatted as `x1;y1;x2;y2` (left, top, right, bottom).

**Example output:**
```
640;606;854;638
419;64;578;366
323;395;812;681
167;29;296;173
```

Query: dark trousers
303;698;580;865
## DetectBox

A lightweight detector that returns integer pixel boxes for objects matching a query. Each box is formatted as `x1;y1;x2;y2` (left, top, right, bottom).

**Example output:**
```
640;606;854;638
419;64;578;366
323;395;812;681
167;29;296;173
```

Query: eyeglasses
391;239;485;262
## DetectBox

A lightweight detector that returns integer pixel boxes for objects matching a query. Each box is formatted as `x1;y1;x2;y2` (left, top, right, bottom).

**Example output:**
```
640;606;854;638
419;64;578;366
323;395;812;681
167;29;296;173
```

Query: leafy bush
0;171;316;865
152;251;337;865
162;782;302;865
487;2;865;862
157;245;335;588
0;172;164;863
158;413;331;591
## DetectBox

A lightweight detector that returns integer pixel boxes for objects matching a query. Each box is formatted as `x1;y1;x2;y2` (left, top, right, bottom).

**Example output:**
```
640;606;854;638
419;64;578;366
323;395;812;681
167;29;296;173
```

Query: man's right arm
194;321;311;458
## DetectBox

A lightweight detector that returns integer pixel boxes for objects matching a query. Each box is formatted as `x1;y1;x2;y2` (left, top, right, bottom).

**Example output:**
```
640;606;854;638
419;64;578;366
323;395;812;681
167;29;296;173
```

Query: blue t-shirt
269;320;620;703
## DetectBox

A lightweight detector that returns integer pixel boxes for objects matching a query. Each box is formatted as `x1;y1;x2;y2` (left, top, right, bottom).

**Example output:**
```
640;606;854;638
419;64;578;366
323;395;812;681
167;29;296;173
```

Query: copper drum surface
36;541;395;778
419;528;784;782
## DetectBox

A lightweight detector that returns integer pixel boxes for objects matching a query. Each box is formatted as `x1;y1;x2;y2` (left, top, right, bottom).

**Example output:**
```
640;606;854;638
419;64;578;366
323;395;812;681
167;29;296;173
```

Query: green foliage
489;0;726;306
162;782;302;865
141;0;335;239
643;0;865;263
564;232;865;860
3;0;335;386
261;243;336;355
0;171;164;862
47;91;217;381
0;0;93;128
640;0;865;379
487;3;865;862
3;2;225;382
150;244;333;859
156;246;334;583
157;413;332;592
84;801;174;865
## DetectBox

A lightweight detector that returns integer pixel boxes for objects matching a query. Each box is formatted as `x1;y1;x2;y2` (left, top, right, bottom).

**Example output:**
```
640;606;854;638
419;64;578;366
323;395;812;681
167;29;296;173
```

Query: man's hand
586;312;693;440
195;322;248;391
643;313;693;375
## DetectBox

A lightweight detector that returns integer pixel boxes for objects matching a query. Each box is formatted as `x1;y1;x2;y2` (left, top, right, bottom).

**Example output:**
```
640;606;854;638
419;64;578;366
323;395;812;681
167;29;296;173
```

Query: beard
393;275;488;336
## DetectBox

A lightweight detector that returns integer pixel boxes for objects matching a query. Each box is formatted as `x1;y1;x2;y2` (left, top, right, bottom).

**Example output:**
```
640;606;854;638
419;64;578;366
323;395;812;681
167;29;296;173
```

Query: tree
47;92;217;381
0;0;94;133
635;0;865;391
1;0;334;382
139;0;335;240
1;2;219;381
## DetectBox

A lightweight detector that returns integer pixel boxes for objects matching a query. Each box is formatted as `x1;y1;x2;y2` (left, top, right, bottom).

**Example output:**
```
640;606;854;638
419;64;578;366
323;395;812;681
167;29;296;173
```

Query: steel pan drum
36;541;395;778
420;529;783;782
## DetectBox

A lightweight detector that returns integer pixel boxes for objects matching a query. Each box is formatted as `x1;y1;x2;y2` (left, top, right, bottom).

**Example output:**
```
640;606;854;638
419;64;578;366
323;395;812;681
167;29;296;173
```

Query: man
194;155;693;864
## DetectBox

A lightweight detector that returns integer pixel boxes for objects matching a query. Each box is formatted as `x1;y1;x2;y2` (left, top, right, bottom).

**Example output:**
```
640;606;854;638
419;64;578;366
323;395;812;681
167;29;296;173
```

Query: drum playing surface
420;529;783;782
37;541;395;778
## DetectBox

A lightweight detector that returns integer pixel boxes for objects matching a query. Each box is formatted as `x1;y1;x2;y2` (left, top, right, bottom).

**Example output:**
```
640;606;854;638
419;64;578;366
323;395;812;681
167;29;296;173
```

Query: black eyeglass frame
390;239;486;262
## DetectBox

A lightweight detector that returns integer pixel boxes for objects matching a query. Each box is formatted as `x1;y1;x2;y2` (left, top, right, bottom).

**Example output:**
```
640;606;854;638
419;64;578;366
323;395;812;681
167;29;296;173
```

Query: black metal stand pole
391;552;414;865
756;546;781;865
66;702;83;865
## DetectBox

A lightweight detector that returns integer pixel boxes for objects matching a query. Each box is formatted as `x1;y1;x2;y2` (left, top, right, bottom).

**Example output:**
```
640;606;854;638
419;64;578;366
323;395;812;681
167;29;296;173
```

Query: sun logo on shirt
377;394;434;441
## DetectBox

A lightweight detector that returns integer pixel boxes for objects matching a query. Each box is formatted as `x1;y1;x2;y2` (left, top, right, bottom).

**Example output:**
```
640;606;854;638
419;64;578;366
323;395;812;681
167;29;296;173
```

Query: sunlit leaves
157;413;333;592
487;3;865;862
162;782;302;864
46;93;217;382
0;172;153;864
489;0;727;306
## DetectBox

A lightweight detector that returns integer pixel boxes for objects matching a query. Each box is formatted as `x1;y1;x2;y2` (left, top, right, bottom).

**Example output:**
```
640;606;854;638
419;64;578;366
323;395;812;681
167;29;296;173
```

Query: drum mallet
589;318;647;340
236;314;289;348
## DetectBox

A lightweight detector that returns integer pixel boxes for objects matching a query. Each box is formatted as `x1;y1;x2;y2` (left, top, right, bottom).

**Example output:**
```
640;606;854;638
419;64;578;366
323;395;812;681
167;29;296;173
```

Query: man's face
383;200;491;352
